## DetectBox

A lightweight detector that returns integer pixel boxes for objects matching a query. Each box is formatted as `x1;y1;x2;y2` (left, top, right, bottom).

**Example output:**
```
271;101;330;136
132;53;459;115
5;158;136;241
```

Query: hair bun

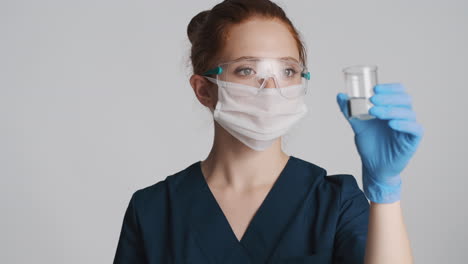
187;10;211;44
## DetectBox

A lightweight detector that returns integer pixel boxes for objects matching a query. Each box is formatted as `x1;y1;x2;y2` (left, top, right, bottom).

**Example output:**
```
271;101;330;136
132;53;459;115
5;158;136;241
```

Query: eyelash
284;68;297;76
234;67;298;77
235;67;255;76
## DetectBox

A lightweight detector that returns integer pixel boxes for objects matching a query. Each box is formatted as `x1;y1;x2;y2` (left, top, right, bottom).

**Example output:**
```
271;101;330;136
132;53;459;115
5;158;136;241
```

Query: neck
200;122;290;191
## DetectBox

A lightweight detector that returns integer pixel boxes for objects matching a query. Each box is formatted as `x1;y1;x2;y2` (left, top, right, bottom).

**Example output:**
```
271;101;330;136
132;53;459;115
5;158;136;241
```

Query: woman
113;0;423;263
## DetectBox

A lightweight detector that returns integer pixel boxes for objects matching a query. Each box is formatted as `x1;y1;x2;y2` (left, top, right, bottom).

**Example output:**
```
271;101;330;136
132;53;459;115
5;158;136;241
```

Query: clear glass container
342;65;378;120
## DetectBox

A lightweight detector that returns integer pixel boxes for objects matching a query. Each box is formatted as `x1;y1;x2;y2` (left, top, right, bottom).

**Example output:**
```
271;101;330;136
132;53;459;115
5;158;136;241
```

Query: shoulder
292;156;360;188
324;174;368;206
292;156;367;204
129;161;200;211
325;174;361;194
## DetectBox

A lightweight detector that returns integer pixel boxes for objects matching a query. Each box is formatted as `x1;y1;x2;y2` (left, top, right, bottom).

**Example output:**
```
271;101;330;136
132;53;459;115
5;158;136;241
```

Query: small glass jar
342;65;378;120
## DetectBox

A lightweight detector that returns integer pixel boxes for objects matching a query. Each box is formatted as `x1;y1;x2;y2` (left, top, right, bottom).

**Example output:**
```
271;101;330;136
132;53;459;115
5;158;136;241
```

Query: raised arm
365;201;413;263
337;83;424;264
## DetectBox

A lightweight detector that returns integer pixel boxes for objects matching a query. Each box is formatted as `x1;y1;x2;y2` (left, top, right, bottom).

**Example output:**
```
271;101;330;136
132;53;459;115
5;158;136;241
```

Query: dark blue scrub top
113;155;370;264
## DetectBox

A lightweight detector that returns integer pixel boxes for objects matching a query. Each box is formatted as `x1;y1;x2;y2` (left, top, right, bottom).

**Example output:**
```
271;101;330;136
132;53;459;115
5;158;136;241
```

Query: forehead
219;17;300;62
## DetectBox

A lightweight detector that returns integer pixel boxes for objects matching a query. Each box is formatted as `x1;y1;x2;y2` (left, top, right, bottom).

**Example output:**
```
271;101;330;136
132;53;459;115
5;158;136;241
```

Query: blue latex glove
336;83;424;203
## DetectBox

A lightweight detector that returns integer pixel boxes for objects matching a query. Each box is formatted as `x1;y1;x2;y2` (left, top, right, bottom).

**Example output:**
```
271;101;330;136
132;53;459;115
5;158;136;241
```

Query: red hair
187;0;307;75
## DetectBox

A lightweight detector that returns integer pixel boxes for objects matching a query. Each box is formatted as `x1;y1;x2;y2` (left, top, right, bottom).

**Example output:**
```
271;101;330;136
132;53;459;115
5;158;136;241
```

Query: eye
284;68;297;77
235;67;255;76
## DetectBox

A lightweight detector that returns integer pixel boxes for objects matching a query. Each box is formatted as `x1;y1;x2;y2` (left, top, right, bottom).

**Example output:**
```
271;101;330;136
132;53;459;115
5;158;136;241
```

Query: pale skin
190;16;413;263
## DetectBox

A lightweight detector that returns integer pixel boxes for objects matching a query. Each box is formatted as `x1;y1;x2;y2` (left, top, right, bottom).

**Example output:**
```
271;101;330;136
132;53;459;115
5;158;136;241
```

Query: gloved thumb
336;92;367;134
336;93;351;119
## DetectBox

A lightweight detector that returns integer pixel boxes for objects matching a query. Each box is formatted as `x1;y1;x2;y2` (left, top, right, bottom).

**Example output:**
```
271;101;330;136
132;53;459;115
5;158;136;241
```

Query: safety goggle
202;57;310;99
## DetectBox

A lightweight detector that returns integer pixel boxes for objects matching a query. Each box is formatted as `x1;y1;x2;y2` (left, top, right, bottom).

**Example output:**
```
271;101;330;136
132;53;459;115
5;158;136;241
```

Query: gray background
1;0;466;263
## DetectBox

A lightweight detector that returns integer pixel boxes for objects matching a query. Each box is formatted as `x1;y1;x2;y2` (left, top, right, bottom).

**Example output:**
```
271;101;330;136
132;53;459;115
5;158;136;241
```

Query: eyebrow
231;56;300;63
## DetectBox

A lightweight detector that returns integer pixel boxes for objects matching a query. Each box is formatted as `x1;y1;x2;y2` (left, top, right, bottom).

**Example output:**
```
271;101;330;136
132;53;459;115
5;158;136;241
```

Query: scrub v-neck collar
199;155;293;244
180;155;325;263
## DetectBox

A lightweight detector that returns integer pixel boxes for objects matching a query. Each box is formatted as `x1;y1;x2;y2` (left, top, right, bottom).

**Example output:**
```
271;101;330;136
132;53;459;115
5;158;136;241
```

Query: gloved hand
336;83;424;203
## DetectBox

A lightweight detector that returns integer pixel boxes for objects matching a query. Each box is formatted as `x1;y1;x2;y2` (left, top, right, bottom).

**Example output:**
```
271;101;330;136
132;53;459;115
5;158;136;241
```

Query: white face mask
205;77;308;151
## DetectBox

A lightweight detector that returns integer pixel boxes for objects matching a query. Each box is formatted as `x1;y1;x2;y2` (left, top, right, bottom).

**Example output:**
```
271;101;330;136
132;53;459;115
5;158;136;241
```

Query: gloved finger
336;93;350;119
373;83;406;94
370;93;413;108
388;119;425;138
336;93;365;132
369;106;417;120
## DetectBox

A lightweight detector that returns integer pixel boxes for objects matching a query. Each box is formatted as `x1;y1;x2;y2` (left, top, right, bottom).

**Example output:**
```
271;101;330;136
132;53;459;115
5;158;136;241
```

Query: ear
190;74;217;110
